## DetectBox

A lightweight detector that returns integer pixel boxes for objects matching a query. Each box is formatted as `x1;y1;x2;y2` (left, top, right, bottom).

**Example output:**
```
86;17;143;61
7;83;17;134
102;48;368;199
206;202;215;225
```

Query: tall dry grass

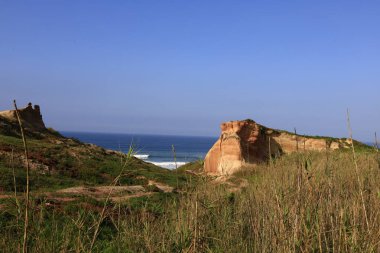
1;150;379;252
118;151;380;252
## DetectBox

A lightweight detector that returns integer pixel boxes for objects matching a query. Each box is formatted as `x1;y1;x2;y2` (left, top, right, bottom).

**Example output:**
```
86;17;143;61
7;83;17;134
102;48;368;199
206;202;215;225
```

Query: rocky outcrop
204;119;351;175
0;102;47;136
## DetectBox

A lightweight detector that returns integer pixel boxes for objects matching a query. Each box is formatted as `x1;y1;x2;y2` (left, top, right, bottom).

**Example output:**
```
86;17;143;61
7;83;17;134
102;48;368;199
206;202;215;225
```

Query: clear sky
0;1;379;141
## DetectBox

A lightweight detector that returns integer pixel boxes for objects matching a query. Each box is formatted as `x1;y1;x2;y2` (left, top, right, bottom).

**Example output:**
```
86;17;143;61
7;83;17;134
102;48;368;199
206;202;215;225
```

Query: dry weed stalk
13;100;30;253
11;148;20;212
346;109;370;232
10;148;21;251
293;127;302;249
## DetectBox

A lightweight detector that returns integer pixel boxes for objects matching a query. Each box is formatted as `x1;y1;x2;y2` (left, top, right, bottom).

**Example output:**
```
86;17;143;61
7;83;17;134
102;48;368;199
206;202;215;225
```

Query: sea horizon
61;131;218;169
60;130;218;139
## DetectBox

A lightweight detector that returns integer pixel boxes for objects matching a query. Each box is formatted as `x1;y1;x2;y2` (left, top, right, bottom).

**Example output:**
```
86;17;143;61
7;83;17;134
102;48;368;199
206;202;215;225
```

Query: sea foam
133;154;150;160
150;161;188;169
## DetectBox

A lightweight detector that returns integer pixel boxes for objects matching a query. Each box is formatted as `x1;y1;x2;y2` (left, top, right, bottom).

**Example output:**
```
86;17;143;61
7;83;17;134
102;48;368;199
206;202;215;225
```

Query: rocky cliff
204;119;352;175
0;102;48;137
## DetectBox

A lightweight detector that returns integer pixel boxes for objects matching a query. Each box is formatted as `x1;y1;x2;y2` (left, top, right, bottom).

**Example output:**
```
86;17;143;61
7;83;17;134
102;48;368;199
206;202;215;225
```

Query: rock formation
204;119;351;175
0;102;47;136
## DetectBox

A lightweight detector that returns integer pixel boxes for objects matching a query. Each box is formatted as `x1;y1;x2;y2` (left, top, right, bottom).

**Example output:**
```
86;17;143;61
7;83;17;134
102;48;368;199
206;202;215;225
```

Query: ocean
61;132;218;169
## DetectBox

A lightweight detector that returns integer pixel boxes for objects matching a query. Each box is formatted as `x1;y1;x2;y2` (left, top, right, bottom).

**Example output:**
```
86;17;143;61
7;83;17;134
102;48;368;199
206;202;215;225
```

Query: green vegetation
0;132;190;191
1;150;380;251
175;159;204;173
1;127;380;252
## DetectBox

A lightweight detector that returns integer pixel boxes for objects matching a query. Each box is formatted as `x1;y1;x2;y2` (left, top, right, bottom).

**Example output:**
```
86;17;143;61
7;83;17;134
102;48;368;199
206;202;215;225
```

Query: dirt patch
0;194;12;199
0;183;174;210
148;180;174;193
57;185;145;195
45;197;77;203
56;185;150;201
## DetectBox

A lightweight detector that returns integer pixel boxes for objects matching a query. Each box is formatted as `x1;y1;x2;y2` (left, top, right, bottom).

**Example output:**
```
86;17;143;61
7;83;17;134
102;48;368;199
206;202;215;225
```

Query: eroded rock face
0;102;46;133
204;120;350;175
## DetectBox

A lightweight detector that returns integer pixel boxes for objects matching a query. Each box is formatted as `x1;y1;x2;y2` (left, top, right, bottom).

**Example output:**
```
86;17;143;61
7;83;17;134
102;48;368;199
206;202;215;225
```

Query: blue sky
0;1;379;141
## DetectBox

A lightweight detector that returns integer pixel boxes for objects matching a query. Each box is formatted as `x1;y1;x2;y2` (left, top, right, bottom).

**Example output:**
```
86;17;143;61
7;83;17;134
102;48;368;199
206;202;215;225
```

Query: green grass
0;164;79;193
0;131;191;193
175;159;204;173
1;150;380;252
1;125;380;252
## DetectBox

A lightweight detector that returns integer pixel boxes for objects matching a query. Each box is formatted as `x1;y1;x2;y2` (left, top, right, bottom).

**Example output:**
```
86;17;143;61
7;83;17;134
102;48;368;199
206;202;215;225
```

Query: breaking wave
133;154;150;160
150;161;188;169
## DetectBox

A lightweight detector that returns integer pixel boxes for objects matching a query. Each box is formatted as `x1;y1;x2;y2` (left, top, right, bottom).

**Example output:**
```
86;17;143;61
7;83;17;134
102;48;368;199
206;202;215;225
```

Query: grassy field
1;137;379;252
0;133;190;191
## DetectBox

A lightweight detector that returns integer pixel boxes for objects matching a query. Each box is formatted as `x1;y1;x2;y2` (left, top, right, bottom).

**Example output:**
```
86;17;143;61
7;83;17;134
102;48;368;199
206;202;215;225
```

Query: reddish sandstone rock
204;119;350;175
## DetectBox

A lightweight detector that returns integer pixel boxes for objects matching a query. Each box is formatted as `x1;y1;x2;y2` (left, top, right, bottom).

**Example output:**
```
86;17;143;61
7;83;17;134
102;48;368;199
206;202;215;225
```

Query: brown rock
204;119;349;175
0;102;46;133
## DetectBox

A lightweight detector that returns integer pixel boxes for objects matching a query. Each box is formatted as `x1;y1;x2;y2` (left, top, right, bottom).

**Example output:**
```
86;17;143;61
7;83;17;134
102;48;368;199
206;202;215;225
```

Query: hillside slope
0;103;188;200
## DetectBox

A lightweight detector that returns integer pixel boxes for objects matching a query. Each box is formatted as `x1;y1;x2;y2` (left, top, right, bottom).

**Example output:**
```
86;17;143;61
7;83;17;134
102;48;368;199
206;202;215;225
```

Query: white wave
150;161;188;169
133;154;150;160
